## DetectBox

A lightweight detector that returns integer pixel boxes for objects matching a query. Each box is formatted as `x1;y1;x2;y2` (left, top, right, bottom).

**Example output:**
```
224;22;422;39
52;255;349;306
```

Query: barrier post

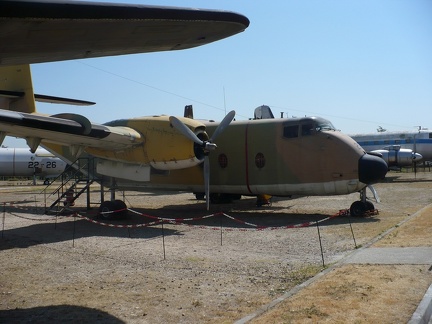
220;214;223;246
316;220;325;268
347;215;358;249
2;203;5;238
161;221;166;260
72;213;76;248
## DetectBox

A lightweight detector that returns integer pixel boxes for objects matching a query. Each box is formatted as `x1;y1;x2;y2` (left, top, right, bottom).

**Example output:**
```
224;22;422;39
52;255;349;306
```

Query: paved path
346;247;432;265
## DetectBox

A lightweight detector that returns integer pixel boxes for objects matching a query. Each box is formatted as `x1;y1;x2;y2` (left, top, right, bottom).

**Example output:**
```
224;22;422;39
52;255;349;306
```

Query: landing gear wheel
113;200;128;219
99;201;115;220
210;193;233;204
195;193;205;200
99;200;127;220
365;201;375;211
350;201;366;217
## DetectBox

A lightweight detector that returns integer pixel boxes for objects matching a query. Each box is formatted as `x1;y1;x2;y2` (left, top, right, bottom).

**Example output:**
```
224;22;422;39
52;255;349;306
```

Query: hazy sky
4;0;432;147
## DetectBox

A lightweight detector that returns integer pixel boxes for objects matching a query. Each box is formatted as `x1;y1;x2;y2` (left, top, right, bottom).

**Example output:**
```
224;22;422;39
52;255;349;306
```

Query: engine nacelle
371;145;423;168
88;116;209;171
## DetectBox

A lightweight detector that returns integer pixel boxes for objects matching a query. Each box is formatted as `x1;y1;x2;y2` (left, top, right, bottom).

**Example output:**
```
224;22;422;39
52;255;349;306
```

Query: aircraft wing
0;0;250;66
0;110;142;151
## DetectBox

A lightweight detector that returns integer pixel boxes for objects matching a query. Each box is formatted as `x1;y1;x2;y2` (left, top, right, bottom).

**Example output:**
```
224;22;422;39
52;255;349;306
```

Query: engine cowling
371;145;423;168
88;116;209;171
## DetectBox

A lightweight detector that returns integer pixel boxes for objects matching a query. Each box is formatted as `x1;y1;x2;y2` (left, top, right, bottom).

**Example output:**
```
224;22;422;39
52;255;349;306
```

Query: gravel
0;171;431;323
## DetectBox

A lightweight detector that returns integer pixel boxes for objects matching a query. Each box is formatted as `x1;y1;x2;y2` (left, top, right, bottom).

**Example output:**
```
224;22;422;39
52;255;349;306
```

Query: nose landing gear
350;186;379;217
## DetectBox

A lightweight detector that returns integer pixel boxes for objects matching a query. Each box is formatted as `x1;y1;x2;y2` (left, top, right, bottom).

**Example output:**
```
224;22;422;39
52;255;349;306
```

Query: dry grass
251;203;432;323
252;264;430;323
375;205;432;247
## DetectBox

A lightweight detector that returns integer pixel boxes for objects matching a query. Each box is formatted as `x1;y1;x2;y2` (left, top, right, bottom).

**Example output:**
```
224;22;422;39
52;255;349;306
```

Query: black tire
99;200;128;220
210;193;233;204
365;201;375;211
195;193;205;200
113;200;128;219
99;200;115;220
350;201;366;217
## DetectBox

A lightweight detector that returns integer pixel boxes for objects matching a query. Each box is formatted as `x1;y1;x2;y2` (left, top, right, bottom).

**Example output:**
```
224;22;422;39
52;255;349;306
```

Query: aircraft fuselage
0;147;66;178
102;116;381;197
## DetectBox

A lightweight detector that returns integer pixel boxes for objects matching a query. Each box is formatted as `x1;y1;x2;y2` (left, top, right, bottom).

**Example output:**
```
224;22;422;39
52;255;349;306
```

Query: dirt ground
0;170;431;323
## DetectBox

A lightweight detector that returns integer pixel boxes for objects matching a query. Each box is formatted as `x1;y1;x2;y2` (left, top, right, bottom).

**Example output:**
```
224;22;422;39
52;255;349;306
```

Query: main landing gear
98;185;128;220
99;200;128;220
349;186;379;217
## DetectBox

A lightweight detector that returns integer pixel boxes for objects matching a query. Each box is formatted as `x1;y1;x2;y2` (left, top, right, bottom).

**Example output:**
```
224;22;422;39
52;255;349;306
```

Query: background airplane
350;129;431;168
0;147;67;184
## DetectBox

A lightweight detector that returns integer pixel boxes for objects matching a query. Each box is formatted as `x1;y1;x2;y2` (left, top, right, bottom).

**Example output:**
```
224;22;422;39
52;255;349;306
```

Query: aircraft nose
413;152;423;162
358;153;388;184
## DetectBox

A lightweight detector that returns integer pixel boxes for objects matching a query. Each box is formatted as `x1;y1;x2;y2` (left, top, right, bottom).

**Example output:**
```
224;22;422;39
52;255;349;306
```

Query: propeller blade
169;116;203;145
204;155;210;210
171;112;235;211
210;110;235;142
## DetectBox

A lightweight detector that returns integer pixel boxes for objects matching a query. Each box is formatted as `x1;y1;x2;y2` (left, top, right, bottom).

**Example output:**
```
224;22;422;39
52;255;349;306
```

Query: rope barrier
6;213;57;222
1;201;378;231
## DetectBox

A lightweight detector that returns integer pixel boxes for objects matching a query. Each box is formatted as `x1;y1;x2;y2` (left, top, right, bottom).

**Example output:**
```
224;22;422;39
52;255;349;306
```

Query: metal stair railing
43;157;98;215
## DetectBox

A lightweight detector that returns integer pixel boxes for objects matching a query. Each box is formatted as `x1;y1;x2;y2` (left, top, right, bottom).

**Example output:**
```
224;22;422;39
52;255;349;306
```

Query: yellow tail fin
0;64;36;113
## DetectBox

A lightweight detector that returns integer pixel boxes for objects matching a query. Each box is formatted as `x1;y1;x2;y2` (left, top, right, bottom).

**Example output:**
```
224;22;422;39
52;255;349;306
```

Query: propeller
169;110;235;210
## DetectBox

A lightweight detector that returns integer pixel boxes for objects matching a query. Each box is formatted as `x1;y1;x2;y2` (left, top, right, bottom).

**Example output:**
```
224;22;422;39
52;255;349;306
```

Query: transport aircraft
0;147;67;184
0;1;388;217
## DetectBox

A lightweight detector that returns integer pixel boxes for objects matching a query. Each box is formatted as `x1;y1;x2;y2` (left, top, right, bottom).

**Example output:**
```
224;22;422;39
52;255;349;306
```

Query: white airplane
350;130;431;168
0;147;67;184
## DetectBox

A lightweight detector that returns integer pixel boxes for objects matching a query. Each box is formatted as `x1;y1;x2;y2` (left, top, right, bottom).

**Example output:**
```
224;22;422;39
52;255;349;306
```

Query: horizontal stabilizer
0;90;95;106
35;94;95;106
0;90;24;98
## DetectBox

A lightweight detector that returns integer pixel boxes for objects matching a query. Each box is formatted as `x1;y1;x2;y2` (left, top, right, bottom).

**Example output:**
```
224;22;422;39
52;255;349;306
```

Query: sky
4;0;432;147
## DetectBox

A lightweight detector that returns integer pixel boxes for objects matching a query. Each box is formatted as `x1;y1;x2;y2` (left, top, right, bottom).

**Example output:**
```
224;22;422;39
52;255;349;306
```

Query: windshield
315;119;336;132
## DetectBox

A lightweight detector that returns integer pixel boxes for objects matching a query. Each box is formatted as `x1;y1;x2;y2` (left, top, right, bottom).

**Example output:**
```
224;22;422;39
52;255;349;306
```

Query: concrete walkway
345;247;432;265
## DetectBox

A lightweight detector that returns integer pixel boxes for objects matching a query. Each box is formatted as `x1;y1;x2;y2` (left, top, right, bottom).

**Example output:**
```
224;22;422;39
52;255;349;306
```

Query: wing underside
0;110;142;150
0;0;250;66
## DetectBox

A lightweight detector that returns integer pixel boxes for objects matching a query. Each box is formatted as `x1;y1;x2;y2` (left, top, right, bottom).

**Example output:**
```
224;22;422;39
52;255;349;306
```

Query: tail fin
184;105;194;119
0;64;37;113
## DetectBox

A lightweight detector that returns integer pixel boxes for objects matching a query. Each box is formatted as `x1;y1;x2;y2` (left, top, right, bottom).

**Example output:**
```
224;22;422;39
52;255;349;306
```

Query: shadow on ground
0;305;124;324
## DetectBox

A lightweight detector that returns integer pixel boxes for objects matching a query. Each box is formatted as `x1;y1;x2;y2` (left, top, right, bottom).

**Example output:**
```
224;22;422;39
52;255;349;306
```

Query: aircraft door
244;121;281;194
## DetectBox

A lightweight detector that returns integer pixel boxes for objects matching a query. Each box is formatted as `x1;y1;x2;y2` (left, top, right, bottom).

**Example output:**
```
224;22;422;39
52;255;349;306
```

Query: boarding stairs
44;157;99;215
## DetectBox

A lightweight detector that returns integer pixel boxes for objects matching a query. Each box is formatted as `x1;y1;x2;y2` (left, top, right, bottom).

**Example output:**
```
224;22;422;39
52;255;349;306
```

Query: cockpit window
283;118;336;139
283;125;298;138
315;121;336;132
301;124;314;136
